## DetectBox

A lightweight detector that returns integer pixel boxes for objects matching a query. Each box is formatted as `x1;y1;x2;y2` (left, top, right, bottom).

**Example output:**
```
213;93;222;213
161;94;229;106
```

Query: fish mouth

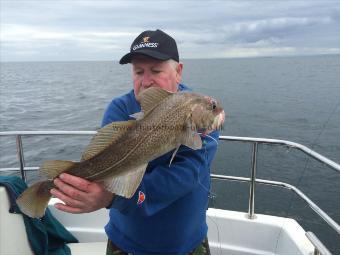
213;110;225;130
199;110;225;135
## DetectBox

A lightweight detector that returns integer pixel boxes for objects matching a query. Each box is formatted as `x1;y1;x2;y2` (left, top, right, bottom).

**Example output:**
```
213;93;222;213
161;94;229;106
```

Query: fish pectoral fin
81;120;136;161
101;164;148;198
181;131;202;150
137;87;173;114
39;160;76;179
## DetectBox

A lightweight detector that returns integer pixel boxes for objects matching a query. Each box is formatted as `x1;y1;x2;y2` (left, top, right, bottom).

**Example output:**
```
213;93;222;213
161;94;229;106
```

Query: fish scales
68;93;192;181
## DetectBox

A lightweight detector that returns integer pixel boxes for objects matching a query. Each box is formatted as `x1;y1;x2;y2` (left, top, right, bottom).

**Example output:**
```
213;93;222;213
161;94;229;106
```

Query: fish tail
16;180;53;218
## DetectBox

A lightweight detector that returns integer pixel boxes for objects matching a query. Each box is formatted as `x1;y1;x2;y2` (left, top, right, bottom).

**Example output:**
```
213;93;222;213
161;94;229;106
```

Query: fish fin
169;146;180;167
129;112;144;120
101;164;148;198
39;160;76;179
16;181;52;218
137;87;173;114
181;131;202;150
81;120;136;161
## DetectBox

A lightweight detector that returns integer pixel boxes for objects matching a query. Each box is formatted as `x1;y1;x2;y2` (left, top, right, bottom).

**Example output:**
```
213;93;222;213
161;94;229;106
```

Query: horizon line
1;53;340;63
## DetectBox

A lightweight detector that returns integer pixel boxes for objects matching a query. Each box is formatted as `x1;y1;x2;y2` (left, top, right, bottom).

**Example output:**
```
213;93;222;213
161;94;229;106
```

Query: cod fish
16;87;225;218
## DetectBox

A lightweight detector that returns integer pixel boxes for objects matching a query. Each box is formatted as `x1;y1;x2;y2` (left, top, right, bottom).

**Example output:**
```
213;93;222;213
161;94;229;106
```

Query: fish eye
212;101;217;110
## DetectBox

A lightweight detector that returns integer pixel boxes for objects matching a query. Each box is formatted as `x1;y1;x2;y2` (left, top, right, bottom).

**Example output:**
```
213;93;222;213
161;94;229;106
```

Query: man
51;29;219;255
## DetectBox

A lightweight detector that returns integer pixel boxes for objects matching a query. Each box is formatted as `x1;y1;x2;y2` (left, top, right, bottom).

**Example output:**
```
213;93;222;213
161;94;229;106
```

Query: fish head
188;94;225;134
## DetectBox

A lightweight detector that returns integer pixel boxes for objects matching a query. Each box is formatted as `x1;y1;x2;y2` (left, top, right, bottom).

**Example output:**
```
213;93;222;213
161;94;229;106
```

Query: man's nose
141;73;154;87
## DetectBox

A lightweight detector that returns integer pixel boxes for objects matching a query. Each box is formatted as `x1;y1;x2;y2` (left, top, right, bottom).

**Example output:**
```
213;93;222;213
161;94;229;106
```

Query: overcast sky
1;1;340;62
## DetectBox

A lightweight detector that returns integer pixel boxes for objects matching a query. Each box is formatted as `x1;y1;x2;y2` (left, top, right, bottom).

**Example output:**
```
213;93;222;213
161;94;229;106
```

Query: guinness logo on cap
142;36;150;43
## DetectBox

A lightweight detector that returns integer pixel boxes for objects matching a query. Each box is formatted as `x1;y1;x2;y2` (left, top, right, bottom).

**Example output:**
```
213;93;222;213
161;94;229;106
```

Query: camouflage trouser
106;237;211;255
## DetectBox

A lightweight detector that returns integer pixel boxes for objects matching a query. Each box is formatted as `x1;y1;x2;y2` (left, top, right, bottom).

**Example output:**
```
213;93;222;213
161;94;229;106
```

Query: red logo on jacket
137;191;145;205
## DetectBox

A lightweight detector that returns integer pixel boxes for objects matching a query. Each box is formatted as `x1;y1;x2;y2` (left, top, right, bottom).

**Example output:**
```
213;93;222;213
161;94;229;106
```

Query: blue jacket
103;84;219;255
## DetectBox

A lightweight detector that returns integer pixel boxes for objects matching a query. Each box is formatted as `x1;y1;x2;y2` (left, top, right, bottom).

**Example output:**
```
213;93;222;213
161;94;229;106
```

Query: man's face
132;55;183;97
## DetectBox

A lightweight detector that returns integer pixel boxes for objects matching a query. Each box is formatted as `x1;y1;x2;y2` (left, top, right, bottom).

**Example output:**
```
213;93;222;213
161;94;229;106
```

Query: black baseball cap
119;29;179;64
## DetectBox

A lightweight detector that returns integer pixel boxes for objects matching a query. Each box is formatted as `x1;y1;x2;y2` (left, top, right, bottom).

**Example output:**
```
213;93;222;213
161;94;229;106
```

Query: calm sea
1;55;339;253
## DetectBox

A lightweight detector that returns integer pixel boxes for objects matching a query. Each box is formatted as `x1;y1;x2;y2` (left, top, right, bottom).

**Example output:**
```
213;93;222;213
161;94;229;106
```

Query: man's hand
50;173;115;214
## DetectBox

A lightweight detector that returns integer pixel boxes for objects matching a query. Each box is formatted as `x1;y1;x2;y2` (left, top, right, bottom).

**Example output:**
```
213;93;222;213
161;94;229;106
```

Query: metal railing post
16;135;27;182
305;232;332;255
248;142;258;219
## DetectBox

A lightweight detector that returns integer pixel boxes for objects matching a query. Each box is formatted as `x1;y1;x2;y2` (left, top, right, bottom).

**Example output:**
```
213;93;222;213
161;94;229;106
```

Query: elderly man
51;29;218;255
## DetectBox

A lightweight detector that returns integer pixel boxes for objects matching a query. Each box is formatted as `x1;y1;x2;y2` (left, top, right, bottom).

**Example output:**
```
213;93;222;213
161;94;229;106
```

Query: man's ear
176;62;183;83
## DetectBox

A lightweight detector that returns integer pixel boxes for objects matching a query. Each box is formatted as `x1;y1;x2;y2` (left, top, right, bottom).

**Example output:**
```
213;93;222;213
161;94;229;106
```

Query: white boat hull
0;188;314;255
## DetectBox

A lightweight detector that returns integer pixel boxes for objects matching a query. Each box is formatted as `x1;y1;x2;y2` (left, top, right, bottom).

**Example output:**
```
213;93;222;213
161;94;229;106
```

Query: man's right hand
50;173;115;213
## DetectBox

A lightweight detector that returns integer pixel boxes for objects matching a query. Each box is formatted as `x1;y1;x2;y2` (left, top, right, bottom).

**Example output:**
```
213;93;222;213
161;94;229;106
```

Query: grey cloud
1;1;340;61
223;16;334;43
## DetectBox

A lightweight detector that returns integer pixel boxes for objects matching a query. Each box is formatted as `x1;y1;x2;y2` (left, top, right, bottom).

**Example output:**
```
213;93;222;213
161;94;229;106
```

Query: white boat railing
306;232;332;255
0;131;339;254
